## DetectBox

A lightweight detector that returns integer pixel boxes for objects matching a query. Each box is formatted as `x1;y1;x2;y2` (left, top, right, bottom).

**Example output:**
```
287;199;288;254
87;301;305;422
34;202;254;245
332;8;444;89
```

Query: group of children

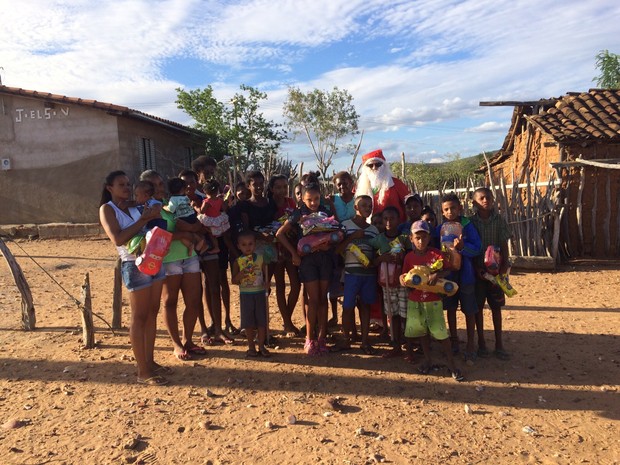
133;167;513;382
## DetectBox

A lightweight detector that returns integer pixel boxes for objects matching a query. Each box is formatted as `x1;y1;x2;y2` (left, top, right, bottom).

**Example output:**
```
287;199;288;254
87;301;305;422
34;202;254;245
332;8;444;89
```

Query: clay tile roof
527;89;620;144
0;85;202;136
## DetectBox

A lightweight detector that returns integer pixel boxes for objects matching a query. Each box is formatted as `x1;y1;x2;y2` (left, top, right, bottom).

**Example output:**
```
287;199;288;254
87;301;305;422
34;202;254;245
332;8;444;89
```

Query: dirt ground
0;237;618;465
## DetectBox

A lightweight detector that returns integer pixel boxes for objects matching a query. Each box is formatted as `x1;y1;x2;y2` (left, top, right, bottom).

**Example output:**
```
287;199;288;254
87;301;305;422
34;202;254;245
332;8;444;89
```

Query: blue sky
1;0;618;172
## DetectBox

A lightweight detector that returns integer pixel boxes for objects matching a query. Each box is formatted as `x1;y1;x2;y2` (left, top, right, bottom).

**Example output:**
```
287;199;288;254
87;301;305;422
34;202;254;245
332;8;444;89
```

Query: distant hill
391;151;496;192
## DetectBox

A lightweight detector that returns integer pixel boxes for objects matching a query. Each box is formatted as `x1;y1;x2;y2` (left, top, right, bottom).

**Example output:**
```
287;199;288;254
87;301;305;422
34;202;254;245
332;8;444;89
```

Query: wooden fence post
112;258;122;329
0;237;36;330
80;273;95;349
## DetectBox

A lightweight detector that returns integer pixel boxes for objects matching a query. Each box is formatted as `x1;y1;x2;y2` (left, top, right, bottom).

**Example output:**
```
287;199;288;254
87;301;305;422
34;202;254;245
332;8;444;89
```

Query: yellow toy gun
401;265;458;296
483;272;517;297
348;244;370;267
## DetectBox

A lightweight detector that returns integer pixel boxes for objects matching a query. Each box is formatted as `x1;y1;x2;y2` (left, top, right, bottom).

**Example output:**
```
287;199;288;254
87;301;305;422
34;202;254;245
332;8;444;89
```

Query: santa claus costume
356;149;410;223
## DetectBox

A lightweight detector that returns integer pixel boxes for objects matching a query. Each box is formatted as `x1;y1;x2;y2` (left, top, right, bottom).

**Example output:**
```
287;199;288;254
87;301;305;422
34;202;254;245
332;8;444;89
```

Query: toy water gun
401;265;458;296
135;227;173;275
483;272;517;297
440;221;462;270
348;244;370;267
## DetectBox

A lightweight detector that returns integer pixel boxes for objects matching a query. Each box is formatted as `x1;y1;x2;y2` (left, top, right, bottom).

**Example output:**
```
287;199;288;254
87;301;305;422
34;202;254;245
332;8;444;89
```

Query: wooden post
0;237;36;330
80;273;95;349
112;258;122;329
551;206;565;262
401;152;406;182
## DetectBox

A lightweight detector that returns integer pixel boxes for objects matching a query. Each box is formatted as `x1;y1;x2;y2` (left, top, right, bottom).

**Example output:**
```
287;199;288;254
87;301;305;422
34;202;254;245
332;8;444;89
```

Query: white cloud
466;121;509;133
1;0;619;172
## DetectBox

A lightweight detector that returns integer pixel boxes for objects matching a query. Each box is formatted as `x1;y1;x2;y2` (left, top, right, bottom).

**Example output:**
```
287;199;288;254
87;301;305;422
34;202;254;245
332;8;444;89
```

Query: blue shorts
442;284;478;315
343;274;377;309
164;255;200;276
121;260;165;292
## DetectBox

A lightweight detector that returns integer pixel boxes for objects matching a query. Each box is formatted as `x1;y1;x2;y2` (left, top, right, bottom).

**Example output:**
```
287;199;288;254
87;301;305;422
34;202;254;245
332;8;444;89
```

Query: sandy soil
0;237;618;465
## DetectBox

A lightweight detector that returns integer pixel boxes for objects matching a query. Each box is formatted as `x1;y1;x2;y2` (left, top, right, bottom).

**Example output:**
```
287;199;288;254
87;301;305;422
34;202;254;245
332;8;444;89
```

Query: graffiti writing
15;107;70;123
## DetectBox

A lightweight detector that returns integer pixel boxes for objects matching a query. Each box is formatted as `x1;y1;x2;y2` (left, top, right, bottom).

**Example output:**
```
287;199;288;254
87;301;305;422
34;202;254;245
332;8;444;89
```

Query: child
397;193;424;235
134;180;166;231
126;180;166;255
231;230;270;357
276;182;333;355
333;195;379;354
439;193;482;363
400;220;464;381
421;206;439;247
165;177;211;255
329;171;356;222
326;171;355;327
198;179;230;239
372;206;411;359
268;175;301;335
470;187;512;360
293;183;303;205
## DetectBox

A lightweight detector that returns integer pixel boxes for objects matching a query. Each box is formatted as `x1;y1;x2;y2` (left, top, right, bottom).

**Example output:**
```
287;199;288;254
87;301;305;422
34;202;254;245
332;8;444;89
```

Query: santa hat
362;149;386;165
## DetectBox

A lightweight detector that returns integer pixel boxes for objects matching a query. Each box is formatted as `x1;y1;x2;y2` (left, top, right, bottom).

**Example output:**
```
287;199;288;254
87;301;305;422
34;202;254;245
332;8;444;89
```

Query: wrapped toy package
135;227;173;275
483;245;517;297
296;212;344;256
439;221;462;270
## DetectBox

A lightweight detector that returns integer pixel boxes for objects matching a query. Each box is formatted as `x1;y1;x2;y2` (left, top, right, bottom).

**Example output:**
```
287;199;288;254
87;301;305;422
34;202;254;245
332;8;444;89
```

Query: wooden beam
0;237;36;330
479;99;558;107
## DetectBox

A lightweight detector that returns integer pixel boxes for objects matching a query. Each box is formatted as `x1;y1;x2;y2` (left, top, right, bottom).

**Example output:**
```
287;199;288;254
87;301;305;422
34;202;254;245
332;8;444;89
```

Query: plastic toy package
297;230;344;255
135;226;173;275
440;221;462;270
482;245;517;297
348;244;370;267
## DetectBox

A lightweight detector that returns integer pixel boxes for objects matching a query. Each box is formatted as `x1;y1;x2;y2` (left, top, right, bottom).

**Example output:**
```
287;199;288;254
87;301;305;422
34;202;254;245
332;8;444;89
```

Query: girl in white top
99;170;169;386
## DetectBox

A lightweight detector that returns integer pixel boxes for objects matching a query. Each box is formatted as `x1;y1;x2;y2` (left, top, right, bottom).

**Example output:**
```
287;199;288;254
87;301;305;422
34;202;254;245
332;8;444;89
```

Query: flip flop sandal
174;350;191;361
137;375;169;386
361;345;376;355
185;345;207;356
494;349;510;360
329;344;352;353
259;348;271;358
245;349;259;358
153;365;173;375
382;348;403;359
450;369;465;382
201;333;215;346
418;364;431;375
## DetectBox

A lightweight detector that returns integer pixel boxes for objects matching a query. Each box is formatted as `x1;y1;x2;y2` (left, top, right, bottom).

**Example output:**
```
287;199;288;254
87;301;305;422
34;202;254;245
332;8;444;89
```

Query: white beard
356;163;395;204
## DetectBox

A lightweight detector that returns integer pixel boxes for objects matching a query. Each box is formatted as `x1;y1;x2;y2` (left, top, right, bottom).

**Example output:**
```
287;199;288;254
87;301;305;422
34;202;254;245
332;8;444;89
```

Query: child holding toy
231;230;270;357
470;187;512;360
400;220;464;381
268;174;301;335
438;193;482;363
333;195;380;354
276;183;335;355
371;206;411;360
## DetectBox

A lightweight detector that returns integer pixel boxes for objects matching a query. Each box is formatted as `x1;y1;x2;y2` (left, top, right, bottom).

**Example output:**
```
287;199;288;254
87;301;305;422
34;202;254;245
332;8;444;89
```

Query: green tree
176;85;286;182
283;86;359;181
593;50;620;89
176;86;230;159
400;153;486;192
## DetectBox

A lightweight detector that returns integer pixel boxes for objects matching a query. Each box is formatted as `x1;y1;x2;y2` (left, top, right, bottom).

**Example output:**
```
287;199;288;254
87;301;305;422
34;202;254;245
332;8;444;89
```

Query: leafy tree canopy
176;84;287;182
593;50;620;89
283;86;359;181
